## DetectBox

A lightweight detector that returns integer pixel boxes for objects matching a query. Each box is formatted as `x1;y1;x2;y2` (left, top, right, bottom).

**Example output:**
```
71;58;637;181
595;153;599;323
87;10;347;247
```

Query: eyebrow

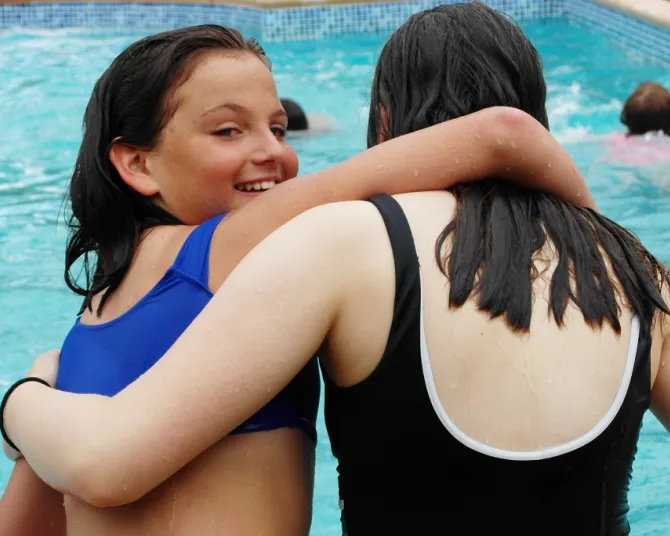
200;102;287;121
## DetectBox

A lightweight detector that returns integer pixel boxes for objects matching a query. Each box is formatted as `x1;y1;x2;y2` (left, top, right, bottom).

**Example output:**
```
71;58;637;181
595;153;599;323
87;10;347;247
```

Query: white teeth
236;181;276;192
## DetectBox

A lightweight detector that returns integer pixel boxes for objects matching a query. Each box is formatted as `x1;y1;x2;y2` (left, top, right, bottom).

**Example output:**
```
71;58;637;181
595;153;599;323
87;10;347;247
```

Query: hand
2;350;60;461
26;349;60;389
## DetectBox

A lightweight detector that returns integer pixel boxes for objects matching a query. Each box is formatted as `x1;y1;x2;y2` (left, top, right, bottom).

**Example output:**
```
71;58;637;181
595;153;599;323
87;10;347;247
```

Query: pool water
1;18;670;535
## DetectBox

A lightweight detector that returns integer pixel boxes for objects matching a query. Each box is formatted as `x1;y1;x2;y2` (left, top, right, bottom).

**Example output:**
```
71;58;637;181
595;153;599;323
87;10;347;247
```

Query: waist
65;429;314;536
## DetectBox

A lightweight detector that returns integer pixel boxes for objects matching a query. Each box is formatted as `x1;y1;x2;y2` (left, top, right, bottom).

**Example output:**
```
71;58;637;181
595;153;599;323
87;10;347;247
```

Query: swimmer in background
606;82;670;161
281;97;333;134
591;82;670;169
620;81;670;138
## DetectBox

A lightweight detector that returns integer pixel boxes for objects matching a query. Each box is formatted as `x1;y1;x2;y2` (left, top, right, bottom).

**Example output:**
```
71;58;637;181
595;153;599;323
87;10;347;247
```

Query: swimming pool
1;18;669;534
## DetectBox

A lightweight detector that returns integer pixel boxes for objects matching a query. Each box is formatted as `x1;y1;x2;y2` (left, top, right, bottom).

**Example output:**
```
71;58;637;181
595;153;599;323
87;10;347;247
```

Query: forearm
307;106;593;208
215;107;593;279
0;459;66;536
4;385;109;501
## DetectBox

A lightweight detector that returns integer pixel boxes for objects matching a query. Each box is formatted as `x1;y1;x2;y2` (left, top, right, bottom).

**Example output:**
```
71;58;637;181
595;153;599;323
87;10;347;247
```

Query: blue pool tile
566;0;670;65
0;0;667;64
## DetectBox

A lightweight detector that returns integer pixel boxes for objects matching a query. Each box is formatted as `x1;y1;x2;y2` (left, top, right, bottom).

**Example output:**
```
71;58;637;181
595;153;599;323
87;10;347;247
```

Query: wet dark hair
281;98;309;131
65;25;268;315
620;82;670;136
368;3;668;332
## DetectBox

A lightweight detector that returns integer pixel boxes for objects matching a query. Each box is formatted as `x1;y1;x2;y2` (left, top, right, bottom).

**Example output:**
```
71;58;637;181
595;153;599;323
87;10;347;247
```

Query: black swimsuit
324;194;652;536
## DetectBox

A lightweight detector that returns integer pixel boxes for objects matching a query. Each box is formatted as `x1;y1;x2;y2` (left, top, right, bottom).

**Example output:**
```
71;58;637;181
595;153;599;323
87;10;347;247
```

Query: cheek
283;146;299;179
199;150;245;190
191;156;242;219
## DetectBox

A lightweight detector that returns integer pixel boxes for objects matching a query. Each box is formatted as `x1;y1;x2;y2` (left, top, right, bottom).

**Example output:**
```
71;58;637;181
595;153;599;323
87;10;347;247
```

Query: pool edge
1;0;669;65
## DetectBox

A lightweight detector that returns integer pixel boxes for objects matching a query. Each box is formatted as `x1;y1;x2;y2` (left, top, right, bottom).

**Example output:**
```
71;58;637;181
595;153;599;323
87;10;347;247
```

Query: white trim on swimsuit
418;274;641;461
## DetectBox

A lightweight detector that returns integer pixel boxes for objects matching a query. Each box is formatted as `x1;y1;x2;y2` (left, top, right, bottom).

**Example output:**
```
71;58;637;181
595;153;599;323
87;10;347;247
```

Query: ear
108;142;160;197
377;104;390;144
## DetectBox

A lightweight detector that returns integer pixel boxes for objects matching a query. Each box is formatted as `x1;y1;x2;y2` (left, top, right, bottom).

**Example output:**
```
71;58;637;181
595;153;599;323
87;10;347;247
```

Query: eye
271;125;287;139
216;126;241;138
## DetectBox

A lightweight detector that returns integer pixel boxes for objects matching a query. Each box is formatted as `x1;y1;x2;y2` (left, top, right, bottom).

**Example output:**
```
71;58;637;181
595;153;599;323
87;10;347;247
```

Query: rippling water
0;19;669;535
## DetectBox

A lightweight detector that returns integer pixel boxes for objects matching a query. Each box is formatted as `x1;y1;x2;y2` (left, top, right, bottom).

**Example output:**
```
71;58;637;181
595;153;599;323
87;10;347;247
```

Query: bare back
68;224;314;536
323;191;661;454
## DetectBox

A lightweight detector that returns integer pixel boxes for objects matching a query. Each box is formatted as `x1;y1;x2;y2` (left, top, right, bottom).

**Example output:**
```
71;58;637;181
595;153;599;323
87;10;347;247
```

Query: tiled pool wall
566;0;670;65
261;0;563;41
0;0;669;64
0;0;562;40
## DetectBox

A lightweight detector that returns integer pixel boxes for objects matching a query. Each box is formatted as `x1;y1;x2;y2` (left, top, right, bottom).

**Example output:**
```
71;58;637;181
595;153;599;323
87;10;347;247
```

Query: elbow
490;106;539;130
69;467;144;508
484;107;543;170
488;106;541;146
65;448;146;507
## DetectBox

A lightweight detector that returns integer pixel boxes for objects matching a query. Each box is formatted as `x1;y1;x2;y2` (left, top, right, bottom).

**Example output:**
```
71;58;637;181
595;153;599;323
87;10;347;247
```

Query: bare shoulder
207;199;385;290
307;192;458;246
211;200;388;267
280;199;388;242
392;190;457;205
392;190;458;226
292;202;393;275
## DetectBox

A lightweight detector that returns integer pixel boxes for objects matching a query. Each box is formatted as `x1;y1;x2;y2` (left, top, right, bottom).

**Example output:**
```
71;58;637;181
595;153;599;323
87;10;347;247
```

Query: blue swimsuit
56;215;319;440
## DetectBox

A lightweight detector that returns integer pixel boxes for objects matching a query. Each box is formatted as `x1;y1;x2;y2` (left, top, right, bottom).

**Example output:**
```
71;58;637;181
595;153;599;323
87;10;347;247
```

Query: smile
234;180;277;192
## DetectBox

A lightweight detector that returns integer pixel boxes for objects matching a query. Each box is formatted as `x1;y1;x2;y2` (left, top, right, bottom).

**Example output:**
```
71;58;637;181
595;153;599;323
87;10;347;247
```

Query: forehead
175;52;279;113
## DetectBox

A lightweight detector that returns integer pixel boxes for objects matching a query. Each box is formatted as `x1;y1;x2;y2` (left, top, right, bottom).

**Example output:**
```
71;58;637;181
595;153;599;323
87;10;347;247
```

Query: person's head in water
67;25;297;314
366;3;666;334
281;98;309;131
620;82;670;136
367;2;548;148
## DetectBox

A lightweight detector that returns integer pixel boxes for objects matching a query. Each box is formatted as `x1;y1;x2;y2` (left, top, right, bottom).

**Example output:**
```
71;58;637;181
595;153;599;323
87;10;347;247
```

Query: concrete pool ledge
591;0;670;29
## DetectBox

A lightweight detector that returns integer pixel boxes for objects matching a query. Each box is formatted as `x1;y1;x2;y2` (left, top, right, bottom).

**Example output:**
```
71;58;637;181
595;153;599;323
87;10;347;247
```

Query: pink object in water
601;132;670;165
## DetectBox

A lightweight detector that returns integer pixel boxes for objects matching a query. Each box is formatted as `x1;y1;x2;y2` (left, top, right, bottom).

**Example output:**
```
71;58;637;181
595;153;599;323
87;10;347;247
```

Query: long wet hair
65;25;268;315
368;3;668;332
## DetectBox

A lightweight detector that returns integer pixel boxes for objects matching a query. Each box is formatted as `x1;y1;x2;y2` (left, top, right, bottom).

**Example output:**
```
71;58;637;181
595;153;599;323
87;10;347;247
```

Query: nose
250;130;286;166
